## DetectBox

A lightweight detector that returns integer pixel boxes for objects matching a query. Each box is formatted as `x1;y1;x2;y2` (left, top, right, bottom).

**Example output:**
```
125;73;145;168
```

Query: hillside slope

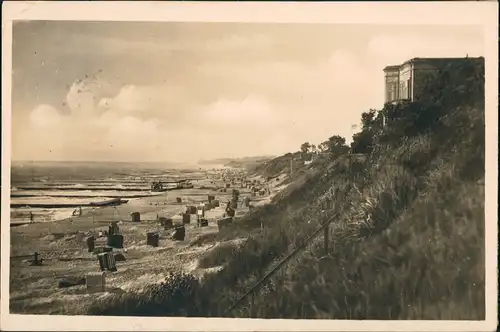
89;59;485;319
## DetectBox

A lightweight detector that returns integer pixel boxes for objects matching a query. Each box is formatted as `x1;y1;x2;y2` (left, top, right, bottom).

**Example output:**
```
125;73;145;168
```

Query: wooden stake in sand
92;208;96;235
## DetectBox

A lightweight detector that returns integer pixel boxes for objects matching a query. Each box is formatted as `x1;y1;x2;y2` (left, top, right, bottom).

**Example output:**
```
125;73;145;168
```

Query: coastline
9;168;285;315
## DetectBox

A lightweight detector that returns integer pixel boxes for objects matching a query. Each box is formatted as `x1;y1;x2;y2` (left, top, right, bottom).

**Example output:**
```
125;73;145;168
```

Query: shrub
88;272;202;316
197;242;240;268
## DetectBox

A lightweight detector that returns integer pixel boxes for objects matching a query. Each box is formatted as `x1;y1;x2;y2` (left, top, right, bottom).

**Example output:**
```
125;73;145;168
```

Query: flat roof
402;56;484;66
383;65;400;71
383;56;484;71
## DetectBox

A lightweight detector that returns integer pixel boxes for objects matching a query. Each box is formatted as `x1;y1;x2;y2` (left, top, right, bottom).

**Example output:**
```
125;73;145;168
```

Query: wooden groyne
15;186;150;192
15;185;190;192
10;198;129;209
11;193;157;199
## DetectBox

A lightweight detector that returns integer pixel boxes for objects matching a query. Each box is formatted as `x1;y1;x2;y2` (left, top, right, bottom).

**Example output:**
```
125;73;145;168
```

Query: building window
386;80;397;102
392;82;398;101
400;80;411;100
408;79;412;101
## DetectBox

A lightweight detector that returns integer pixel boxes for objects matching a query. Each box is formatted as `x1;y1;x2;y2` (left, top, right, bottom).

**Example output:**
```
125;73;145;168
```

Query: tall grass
235;146;484;319
88;60;485;319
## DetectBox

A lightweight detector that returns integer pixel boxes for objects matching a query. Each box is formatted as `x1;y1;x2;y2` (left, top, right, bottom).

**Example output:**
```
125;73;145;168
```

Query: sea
9;160;216;225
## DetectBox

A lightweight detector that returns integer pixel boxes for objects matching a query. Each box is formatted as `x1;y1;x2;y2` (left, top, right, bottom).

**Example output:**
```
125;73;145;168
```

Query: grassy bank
88;59;485;319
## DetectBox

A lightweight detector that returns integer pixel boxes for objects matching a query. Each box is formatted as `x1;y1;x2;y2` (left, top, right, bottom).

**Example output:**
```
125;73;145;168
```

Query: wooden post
349;150;352;173
250;292;255;317
324;222;329;255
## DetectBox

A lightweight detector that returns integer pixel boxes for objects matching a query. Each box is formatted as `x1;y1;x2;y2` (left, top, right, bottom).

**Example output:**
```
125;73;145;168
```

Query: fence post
324;222;330;255
250;292;255;318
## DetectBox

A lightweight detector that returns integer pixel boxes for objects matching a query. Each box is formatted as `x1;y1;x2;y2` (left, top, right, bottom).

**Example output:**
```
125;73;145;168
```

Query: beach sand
9;171;286;315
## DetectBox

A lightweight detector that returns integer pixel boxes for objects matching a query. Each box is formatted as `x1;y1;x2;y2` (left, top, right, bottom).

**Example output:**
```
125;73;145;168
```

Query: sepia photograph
1;1;498;331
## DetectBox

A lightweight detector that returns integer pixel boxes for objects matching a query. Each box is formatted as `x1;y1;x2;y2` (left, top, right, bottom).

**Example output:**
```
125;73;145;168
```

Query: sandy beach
9;169;286;315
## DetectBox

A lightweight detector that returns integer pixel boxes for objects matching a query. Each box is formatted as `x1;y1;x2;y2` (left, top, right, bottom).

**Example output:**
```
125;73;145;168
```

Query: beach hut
107;234;124;249
146;232;159;247
97;252;117;272
159;217;174;230
182;213;191;224
186;206;197;214
86;272;106;292
172;225;186;241
130;212;141;222
86;236;95;253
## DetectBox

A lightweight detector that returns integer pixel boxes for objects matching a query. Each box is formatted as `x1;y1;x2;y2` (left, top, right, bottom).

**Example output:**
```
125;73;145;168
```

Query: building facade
383;57;484;104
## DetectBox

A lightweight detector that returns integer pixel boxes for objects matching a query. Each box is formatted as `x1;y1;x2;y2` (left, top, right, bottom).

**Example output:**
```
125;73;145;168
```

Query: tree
351;109;384;154
318;142;329;153
351;130;375;154
327;135;349;155
361;109;379;131
300;142;311;154
320;135;349;157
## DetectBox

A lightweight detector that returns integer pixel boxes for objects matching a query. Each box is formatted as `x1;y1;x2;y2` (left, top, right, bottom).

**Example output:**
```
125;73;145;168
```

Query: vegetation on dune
88;59;485;319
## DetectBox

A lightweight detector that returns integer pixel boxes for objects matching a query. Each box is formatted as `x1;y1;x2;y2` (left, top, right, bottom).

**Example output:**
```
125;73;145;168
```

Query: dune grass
88;61;485;319
197;241;241;269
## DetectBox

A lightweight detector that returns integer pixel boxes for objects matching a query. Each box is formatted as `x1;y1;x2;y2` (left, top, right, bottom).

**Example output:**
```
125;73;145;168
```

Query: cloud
102;85;170;115
108;116;159;136
66;81;97;118
203;95;278;128
13;23;485;162
29;104;64;127
196;49;380;142
22;78;170;161
65;74;118;119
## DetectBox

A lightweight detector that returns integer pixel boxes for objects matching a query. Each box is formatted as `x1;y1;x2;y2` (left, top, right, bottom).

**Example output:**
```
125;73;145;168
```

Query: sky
11;21;484;163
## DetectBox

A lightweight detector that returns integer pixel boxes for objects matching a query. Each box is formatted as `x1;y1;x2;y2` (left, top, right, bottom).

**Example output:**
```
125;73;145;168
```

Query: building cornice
384;56;484;72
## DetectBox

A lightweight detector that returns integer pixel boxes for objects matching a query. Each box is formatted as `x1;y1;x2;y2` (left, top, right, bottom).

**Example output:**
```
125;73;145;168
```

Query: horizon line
10;156;276;165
